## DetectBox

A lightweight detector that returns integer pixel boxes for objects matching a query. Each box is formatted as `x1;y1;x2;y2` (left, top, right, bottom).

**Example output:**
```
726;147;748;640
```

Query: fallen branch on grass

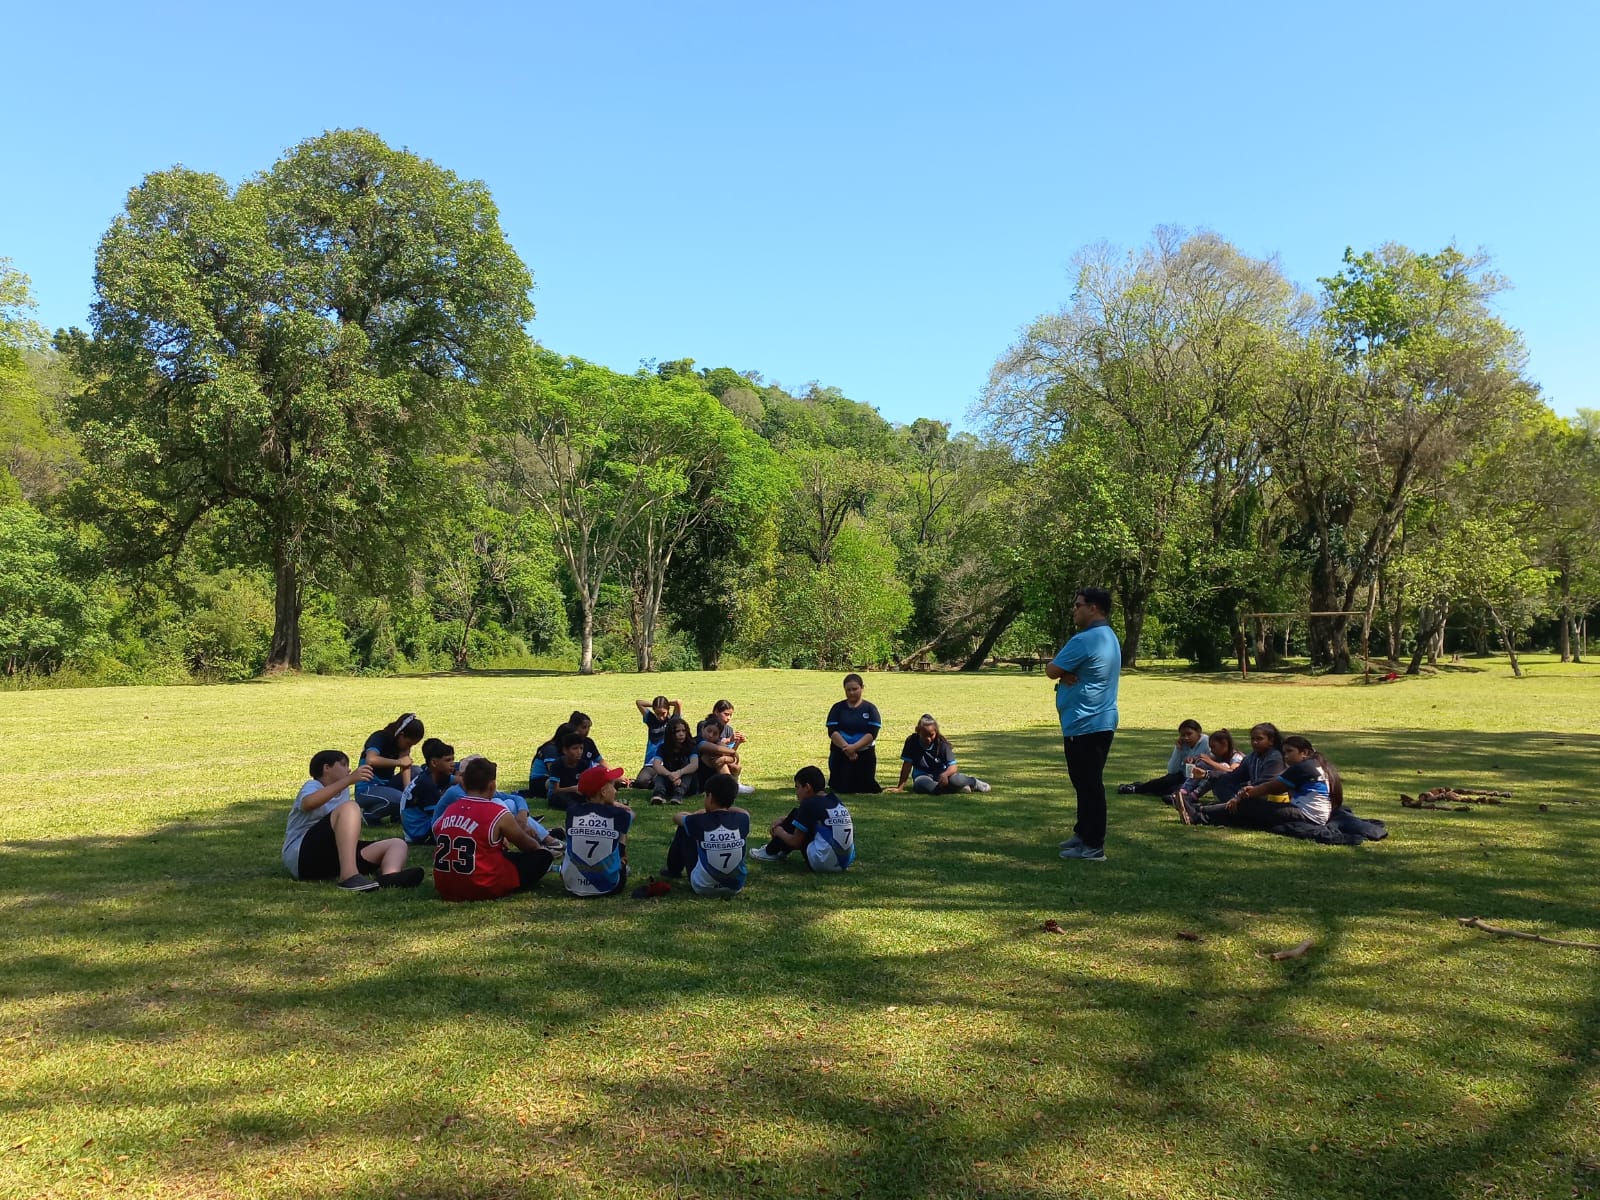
1400;794;1471;812
1263;938;1313;961
1457;917;1600;952
1418;787;1508;805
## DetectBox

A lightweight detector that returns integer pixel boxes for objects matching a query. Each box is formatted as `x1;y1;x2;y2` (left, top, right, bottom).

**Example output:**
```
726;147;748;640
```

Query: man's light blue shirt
1052;621;1122;737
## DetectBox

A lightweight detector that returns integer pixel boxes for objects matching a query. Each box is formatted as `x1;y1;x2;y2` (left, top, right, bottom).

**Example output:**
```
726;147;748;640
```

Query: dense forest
3;131;1597;685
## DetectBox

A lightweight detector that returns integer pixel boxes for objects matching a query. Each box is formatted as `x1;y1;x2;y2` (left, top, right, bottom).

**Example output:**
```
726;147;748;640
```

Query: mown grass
1;659;1597;1199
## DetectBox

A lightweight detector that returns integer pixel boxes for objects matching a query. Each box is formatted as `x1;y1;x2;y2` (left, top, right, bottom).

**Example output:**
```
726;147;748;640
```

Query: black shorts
508;849;555;891
297;813;378;881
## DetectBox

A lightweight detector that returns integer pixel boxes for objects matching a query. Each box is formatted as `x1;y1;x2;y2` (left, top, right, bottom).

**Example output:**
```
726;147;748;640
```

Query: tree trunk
1407;605;1444;675
1252;617;1279;671
265;537;303;672
578;601;596;675
959;593;1024;671
1558;572;1573;662
1306;547;1350;671
454;599;477;669
1118;575;1150;668
1490;608;1522;678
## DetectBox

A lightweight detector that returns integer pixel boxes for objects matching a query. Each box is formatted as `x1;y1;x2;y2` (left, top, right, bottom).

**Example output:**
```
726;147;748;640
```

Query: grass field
2;660;1598;1200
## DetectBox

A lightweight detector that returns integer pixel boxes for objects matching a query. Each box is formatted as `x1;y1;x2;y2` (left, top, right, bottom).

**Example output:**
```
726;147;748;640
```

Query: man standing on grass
1045;586;1121;862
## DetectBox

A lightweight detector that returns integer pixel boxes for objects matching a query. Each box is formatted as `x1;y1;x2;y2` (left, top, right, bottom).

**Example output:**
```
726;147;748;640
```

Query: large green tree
981;229;1299;665
60;130;534;671
500;353;777;673
1261;245;1536;671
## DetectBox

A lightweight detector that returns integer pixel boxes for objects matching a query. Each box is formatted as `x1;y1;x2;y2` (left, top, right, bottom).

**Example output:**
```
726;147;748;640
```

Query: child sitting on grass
356;712;426;825
647;716;700;805
401;738;456;844
750;765;855;872
1116;718;1208;799
663;774;750;896
1241;734;1340;824
546;733;592;810
283;750;422;892
1175;727;1243;809
632;694;682;788
887;713;992;795
561;765;633;898
432;757;563;902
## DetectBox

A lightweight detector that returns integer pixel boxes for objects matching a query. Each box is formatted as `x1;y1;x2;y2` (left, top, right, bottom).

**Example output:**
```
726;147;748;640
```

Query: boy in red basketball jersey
431;757;560;901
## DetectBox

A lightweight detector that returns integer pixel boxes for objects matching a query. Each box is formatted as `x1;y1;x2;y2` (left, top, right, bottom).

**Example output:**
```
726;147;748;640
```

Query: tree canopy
5;173;1595;682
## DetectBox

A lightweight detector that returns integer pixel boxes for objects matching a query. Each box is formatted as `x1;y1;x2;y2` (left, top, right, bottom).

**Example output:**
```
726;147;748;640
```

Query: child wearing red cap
561;765;633;897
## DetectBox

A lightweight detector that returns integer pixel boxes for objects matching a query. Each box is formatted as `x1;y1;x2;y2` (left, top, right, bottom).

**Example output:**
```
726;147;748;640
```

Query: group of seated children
526;697;754;812
284;707;855;901
1116;720;1343;837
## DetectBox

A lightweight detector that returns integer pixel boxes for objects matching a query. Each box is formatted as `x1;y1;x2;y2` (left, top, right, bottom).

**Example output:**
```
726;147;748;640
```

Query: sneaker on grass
378;867;425;888
1060;844;1106;861
338;874;380;892
736;782;755;795
972;779;992;793
750;845;785;863
1116;783;1137;795
1176;794;1198;826
1058;835;1085;851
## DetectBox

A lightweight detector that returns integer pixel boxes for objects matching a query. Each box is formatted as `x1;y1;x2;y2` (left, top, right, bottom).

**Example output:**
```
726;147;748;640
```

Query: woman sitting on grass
886;713;991;795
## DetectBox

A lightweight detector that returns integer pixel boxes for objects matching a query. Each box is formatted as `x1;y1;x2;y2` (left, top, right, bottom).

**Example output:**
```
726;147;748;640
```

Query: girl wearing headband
355;711;426;825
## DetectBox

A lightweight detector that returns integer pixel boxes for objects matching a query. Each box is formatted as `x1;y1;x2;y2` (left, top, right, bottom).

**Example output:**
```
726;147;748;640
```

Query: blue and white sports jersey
642;709;669;762
684;809;750;895
561;801;633;896
401;770;448;843
528;739;560;789
1279;758;1332;824
796;793;855;873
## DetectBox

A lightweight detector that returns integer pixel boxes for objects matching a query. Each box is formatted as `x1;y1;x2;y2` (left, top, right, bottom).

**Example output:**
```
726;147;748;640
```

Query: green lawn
2;661;1598;1200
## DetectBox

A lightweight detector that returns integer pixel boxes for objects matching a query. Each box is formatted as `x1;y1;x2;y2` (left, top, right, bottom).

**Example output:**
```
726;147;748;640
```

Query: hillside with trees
3;135;1596;684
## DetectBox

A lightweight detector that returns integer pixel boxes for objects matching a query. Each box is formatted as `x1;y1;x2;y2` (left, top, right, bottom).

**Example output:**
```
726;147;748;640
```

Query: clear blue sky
4;0;1595;425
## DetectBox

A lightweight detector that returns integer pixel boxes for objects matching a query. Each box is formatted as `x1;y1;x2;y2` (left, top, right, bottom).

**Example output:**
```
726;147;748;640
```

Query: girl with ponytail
1235;734;1340;825
356;711;426;825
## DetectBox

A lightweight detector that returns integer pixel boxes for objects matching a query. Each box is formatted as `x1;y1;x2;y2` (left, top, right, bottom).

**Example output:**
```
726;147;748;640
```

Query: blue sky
4;0;1595;425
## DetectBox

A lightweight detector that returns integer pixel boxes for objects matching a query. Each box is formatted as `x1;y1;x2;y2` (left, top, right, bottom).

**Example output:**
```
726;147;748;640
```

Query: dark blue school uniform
668;809;751;894
826;699;882;794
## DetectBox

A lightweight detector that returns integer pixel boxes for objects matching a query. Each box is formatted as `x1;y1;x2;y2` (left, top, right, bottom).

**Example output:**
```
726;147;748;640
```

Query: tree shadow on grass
2;725;1598;1198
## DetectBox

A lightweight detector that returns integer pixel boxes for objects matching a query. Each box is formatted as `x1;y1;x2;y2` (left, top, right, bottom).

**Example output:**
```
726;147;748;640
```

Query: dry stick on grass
1457;917;1600;952
1263;938;1313;961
